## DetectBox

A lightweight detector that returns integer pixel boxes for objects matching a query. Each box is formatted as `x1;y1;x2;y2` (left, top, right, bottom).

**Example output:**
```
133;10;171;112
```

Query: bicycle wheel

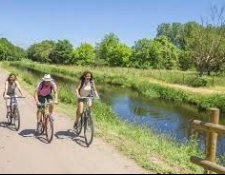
84;112;94;147
76;114;83;135
40;114;46;135
12;106;20;131
45;115;54;143
7;113;12;125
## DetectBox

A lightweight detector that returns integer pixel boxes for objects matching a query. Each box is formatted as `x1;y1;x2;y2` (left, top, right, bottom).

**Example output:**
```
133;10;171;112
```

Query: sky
0;0;225;48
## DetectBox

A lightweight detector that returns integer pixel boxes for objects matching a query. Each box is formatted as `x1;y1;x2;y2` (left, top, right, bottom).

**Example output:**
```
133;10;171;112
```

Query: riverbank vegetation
5;61;225;111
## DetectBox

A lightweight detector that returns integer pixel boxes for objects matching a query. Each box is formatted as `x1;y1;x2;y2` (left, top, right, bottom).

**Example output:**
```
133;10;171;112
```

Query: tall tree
132;37;179;69
98;33;131;67
188;6;225;76
50;40;74;64
73;43;95;65
0;38;26;61
27;40;55;63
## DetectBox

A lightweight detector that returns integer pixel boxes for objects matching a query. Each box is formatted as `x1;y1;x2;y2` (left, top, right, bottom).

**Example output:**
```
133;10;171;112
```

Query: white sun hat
42;74;53;82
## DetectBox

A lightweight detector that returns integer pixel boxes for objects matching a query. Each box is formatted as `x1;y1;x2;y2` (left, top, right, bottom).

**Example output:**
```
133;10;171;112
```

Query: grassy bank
5;61;225;111
1;61;205;174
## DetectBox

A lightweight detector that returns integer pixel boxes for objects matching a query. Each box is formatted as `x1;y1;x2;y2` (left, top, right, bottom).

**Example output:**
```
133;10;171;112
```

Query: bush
189;77;208;87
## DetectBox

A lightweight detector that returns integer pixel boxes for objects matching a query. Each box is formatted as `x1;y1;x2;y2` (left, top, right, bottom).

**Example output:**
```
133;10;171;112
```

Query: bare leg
88;99;92;112
7;107;11;113
37;110;42;123
76;102;84;123
49;104;54;115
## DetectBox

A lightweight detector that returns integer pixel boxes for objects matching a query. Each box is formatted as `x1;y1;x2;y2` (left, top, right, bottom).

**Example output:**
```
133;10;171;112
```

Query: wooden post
205;108;220;174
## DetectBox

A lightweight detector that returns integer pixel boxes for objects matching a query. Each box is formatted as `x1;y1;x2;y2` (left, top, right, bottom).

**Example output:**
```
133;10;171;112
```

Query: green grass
1;61;206;174
4;61;225;111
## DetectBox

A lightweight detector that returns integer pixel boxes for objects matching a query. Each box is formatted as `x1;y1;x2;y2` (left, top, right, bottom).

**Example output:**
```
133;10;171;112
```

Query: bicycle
75;97;95;147
36;103;55;143
5;96;26;131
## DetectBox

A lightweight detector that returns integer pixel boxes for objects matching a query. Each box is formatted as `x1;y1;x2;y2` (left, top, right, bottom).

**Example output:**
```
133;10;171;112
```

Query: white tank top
80;82;92;97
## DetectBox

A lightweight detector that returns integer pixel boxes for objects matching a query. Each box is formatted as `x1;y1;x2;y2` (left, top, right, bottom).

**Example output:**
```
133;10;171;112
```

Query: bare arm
3;81;8;98
16;81;24;96
34;90;39;104
76;82;82;98
53;88;59;104
93;83;100;99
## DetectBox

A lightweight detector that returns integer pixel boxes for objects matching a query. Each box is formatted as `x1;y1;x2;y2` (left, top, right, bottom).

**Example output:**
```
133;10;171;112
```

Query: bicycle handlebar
37;102;58;106
78;97;96;100
4;96;26;100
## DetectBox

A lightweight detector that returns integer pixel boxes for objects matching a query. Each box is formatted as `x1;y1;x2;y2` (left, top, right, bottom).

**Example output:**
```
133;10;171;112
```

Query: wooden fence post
205;108;220;174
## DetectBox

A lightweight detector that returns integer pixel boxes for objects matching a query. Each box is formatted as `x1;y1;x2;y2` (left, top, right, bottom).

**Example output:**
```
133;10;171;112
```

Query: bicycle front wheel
76;114;84;136
84;114;94;147
13;106;20;131
45;115;54;143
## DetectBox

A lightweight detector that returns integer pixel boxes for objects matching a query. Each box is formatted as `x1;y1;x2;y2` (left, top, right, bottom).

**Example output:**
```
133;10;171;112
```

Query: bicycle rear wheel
84;113;94;147
45;115;54;143
12;106;20;131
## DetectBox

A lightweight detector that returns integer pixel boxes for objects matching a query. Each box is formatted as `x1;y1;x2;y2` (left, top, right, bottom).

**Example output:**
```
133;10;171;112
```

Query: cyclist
34;74;58;132
74;71;99;129
3;73;24;116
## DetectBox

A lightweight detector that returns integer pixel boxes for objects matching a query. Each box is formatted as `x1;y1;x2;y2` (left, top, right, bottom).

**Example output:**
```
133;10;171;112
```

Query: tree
131;39;153;69
0;43;7;61
27;40;55;63
179;50;193;71
157;22;201;50
188;6;225;76
50;40;74;64
131;37;179;69
98;33;131;67
73;43;95;65
152;36;180;70
0;38;26;61
108;43;132;67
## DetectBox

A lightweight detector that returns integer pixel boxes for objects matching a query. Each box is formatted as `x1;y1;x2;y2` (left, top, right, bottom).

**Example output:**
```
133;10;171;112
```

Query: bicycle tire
84;112;94;147
76;114;83;135
7;113;12;125
45;115;54;143
13;106;20;131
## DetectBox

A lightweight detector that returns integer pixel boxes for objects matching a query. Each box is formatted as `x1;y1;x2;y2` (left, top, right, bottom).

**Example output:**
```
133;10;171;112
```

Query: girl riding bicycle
3;73;24;116
74;71;100;129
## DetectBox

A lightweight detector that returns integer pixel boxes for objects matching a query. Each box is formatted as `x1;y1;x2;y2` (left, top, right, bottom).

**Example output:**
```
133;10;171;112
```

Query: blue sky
0;0;224;48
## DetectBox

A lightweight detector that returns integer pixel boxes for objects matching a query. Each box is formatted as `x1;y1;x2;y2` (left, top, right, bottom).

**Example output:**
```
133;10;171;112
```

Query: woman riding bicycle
74;71;99;129
3;73;24;116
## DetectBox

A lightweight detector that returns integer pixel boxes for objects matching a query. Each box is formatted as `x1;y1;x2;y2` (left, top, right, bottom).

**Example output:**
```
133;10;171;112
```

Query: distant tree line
1;7;225;76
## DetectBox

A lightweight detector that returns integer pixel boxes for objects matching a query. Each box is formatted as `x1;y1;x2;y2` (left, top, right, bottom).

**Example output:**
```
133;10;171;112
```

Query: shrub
189;77;208;87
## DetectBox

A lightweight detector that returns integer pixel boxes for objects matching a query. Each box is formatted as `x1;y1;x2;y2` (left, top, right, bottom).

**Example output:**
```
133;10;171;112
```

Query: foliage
131;36;179;69
50;40;74;64
73;43;95;65
97;33;132;67
27;40;55;63
189;77;208;87
0;38;26;61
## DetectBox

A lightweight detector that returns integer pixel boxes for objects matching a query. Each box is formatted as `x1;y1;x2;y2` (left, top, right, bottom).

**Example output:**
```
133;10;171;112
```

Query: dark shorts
38;95;53;108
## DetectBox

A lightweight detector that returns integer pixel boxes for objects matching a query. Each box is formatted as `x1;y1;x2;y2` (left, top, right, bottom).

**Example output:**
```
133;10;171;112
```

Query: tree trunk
207;71;211;76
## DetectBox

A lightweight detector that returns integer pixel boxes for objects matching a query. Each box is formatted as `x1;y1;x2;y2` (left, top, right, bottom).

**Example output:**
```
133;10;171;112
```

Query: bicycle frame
5;96;26;114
